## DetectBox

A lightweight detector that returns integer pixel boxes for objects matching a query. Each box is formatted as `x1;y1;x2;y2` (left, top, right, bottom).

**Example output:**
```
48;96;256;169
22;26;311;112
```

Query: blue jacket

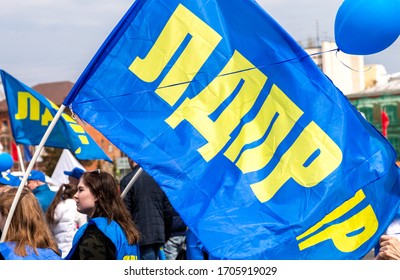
0;242;61;260
32;184;56;212
65;217;139;260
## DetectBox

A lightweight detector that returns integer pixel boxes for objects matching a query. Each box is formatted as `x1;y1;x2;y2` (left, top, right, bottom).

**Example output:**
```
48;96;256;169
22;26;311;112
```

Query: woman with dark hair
46;183;87;257
64;170;140;260
0;188;62;260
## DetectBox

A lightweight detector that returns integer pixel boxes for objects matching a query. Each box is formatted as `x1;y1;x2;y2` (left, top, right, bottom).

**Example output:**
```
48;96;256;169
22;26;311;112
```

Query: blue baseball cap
0;173;21;187
64;167;85;179
28;170;46;182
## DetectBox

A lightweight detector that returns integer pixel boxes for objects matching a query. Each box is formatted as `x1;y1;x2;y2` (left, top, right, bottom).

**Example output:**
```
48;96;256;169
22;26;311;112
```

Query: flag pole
120;167;143;199
16;144;26;173
0;105;66;242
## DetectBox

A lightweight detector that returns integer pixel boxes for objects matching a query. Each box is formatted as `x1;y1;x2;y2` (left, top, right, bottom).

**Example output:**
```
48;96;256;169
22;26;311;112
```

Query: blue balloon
335;0;400;55
0;153;14;172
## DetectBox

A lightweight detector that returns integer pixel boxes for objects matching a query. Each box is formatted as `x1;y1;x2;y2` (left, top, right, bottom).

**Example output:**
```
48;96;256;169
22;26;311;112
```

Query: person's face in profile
74;179;96;217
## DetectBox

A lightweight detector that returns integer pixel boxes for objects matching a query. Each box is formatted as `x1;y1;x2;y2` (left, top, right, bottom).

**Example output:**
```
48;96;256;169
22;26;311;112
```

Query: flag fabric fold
0;70;112;162
23;145;32;162
63;0;400;259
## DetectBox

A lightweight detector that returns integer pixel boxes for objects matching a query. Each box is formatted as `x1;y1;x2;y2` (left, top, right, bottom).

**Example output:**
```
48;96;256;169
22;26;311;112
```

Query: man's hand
375;235;400;260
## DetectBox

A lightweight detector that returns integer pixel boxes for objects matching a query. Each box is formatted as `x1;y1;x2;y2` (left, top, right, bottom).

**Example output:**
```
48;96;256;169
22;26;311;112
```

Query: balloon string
271;47;339;65
283;47;372;73
335;49;372;72
71;48;369;102
308;47;339;58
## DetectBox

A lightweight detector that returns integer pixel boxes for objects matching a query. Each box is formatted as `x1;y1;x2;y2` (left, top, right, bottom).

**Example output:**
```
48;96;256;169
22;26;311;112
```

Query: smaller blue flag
0;70;112;162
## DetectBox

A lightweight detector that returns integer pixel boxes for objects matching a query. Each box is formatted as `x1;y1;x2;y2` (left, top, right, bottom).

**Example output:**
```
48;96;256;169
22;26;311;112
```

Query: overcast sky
0;0;398;86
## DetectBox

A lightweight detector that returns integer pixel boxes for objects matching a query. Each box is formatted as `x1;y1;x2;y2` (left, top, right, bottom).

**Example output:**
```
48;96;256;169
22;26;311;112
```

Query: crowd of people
0;161;194;260
0;160;398;260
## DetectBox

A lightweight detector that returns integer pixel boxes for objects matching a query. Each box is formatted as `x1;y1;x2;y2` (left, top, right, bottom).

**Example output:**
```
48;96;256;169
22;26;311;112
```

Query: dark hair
45;183;77;225
81;170;140;244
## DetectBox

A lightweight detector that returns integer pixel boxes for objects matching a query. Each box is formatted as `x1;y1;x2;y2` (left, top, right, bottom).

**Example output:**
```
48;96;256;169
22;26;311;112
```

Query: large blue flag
64;0;400;259
0;70;112;162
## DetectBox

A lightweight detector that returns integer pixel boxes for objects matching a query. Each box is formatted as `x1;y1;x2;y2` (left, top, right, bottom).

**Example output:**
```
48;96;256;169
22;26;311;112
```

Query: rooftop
347;73;400;99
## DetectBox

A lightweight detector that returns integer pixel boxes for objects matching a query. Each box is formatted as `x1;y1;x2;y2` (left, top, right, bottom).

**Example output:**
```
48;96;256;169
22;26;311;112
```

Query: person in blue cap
27;170;56;213
64;167;85;187
0;173;21;192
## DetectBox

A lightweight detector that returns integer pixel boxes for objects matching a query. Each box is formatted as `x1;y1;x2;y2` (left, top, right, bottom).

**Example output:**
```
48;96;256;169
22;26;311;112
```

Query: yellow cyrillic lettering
225;85;303;172
297;190;378;252
297;189;365;240
251;121;342;202
123;255;138;260
78;135;89;145
166;51;267;161
41;109;53;126
15;92;40;121
129;4;222;106
69;123;85;134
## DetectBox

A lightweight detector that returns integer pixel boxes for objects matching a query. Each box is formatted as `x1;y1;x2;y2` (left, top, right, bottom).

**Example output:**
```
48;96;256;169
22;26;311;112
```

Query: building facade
305;41;400;160
346;74;400;160
305;41;365;95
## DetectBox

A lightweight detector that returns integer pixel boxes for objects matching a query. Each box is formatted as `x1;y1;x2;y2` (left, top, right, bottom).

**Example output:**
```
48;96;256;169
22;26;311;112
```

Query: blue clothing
139;244;166;260
65;217;139;260
0;242;61;260
32;184;56;212
186;229;207;260
185;229;220;260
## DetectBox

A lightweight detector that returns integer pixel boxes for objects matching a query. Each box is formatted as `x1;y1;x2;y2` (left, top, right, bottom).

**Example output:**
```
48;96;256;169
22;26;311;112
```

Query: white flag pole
16;144;26;173
120;167;143;199
1;105;66;242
